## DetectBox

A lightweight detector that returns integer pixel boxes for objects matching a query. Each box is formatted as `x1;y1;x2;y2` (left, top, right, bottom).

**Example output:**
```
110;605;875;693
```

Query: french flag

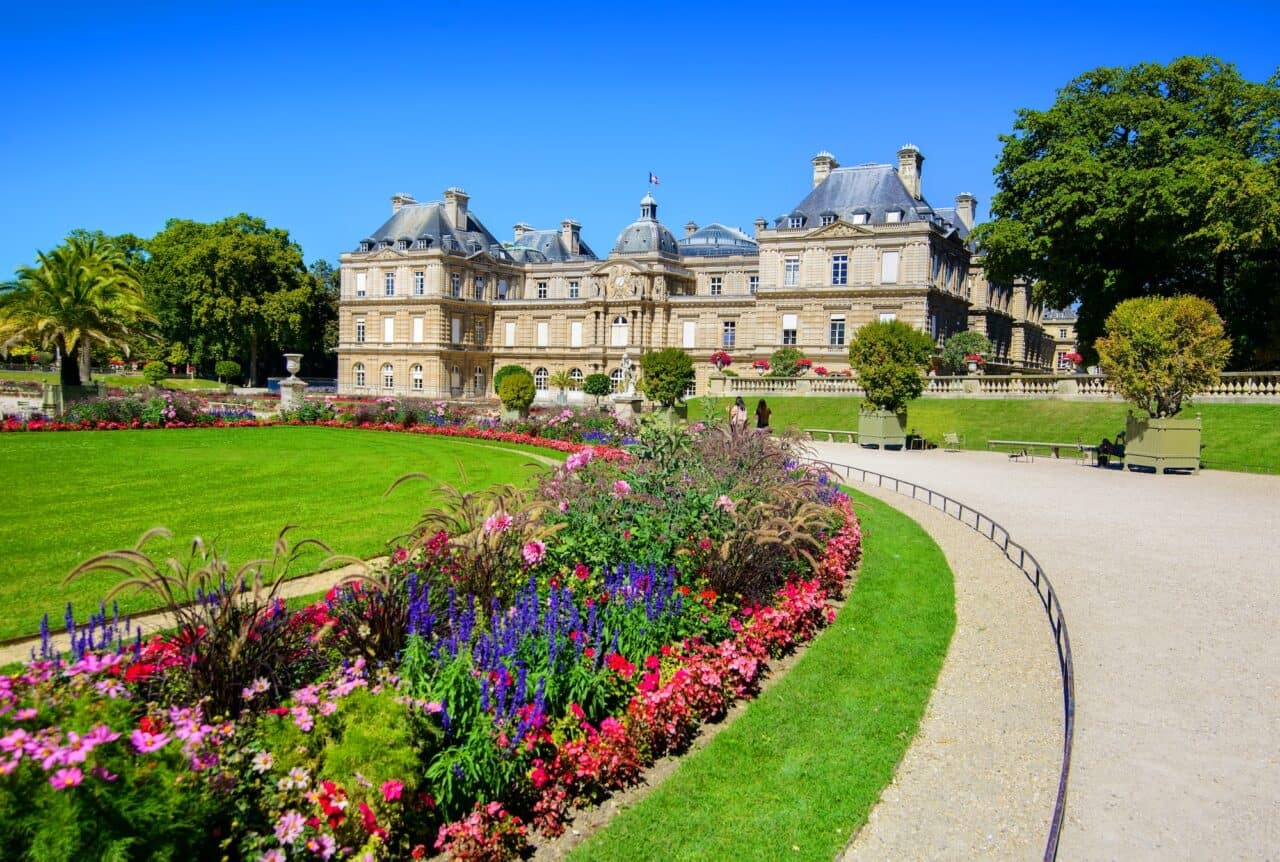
648;172;660;185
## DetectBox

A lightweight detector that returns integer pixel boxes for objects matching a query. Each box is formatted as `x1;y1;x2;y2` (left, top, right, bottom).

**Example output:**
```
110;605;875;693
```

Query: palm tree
548;369;575;405
0;235;152;386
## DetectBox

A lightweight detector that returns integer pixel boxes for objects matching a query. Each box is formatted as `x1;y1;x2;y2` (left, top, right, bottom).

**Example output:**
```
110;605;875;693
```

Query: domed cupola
612;193;679;256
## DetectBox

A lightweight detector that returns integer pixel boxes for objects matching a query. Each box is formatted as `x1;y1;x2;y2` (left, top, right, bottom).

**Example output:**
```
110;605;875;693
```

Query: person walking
729;396;747;431
755;398;771;431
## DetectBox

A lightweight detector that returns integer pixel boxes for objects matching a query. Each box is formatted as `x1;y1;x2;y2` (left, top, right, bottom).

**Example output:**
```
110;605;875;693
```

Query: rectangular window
497;279;508;300
570;321;583;347
451;273;461;298
412;317;424;343
782;313;798;346
881;251;900;284
829;316;846;347
384;272;395;297
831;254;848;286
355;318;365;343
886;211;902;223
476;321;486;345
504;322;516;347
879;312;897;324
474;277;485;300
1059;328;1067;339
355;272;367;297
722;321;736;348
788;216;803;229
748;275;758;294
710;276;722;296
537;281;548;299
784;256;800;286
383;317;395;343
568;280;579;299
682;320;696;349
536;322;549;347
414;271;424;295
451;317;461;344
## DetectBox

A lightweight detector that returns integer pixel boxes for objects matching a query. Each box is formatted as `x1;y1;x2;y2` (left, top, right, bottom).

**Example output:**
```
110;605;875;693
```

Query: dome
678;222;758;257
612;193;679;255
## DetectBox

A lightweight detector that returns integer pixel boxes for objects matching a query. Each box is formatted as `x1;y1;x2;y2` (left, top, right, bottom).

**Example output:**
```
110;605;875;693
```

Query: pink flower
291;706;314;732
274;810;306;845
49;766;82;790
483;512;512;534
715;494;735;513
573;563;590;581
130;728;169;753
522;540;546;567
613;479;631;497
258;851;285;862
381;779;404;802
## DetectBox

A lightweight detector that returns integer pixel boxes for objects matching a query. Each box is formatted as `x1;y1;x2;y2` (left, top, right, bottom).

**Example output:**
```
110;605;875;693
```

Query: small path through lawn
809;443;1280;860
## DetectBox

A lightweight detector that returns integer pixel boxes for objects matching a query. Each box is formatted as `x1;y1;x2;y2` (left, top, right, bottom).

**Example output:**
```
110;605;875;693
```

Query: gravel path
810;444;1280;861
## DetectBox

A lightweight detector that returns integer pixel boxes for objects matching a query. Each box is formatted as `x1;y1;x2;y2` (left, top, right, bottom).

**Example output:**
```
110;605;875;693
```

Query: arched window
473;365;486;395
534;367;549;391
610;368;624;392
569;368;583;387
411;364;423;391
382;364;394;389
611;315;629;347
353;363;365;388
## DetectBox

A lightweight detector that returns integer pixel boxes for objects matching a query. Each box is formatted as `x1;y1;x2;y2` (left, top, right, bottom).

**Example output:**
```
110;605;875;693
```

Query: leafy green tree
497;369;535;410
307;259;341;372
214;360;241;383
1096;295;1231;418
493;365;527;394
971;56;1280;366
141;360;168;387
143;214;330;385
939;331;994;374
583;373;612;406
638;348;695;407
0;233;153;386
847;320;935;412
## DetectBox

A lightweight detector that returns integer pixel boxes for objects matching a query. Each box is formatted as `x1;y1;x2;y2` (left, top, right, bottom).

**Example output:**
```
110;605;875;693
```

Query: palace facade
336;147;1054;399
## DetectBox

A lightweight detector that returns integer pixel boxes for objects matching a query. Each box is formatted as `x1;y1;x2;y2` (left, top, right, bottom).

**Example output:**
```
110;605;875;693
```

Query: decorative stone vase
967;361;978;373
1124;413;1202;474
284;353;303;379
858;408;907;449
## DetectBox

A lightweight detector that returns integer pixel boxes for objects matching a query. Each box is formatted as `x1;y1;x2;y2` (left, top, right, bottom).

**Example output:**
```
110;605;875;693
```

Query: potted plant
1095;295;1231;474
497;368;536;421
814;366;829;377
940;331;993;375
1062;351;1084;373
709;350;733;372
964;353;984;374
639;347;695;423
847;319;935;449
548;369;575;405
751;358;770;374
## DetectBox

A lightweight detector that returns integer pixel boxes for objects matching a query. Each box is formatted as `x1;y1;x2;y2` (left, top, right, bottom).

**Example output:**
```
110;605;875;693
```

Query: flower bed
0;424;858;860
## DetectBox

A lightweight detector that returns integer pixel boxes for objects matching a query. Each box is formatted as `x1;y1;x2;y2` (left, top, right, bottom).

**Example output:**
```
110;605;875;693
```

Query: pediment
368;247;406;261
807;220;874;239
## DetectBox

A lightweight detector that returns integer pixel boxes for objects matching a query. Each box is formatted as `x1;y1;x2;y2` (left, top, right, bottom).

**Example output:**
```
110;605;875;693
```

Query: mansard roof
778;163;930;227
677;222;758;257
505;229;598;263
363;202;510;258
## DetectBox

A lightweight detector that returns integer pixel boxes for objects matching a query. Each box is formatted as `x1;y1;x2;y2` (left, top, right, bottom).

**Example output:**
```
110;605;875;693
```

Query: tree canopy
639;348;695;407
971;56;1280;367
847;320;935;412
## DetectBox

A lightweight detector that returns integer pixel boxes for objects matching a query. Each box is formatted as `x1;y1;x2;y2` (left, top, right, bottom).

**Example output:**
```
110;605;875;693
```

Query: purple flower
613;479;631;497
291;706;314;732
130;728;169;753
49;766;82;790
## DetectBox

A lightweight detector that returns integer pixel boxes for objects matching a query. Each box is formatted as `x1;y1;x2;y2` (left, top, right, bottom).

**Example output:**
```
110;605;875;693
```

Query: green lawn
1;369;225;391
691;396;1280;472
0;427;551;640
572;489;955;862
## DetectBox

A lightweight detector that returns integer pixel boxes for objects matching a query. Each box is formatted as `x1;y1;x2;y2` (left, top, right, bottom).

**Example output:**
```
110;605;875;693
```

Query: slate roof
504;229;598;263
777;164;930;228
677;222;758;257
612;194;679;256
361;202;511;259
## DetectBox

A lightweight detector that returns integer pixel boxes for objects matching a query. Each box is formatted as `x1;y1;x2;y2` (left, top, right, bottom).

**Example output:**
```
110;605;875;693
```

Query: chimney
443;187;469;228
513;222;532;242
391;192;416;213
560;219;581;255
753;217;767;237
954;193;977;229
897;145;924;199
812;150;839;188
684;220;698;238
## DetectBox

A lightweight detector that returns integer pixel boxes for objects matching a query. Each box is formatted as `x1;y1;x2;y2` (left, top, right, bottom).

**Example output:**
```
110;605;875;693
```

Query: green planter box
858;409;907;449
500;406;529;422
1124;414;1202;474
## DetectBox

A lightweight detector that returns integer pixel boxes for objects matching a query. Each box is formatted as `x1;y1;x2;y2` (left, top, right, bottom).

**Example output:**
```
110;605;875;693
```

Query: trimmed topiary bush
214;360;241;383
939;331;993;374
141;360;168;387
639;348;695;407
848;320;935;412
493;365;527;395
498;369;536;411
584;372;613;405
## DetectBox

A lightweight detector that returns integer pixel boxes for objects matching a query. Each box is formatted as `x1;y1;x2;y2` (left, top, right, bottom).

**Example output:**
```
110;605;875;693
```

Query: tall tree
144;214;330;385
972;56;1280;366
0;234;152;386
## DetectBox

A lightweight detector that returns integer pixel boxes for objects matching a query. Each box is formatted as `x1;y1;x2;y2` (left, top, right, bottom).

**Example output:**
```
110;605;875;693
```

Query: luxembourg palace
336;146;1055;399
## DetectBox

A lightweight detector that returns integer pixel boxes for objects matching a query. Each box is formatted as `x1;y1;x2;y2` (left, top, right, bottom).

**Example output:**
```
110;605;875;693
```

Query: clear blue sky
2;1;1276;276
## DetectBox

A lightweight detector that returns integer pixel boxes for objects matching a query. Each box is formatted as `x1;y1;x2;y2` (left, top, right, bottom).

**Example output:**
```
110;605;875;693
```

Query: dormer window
415;237;432;250
379;239;393;249
396;239;409;251
788;216;804;229
820;214;835;226
359;241;372;253
851;213;868;225
886;211;903;223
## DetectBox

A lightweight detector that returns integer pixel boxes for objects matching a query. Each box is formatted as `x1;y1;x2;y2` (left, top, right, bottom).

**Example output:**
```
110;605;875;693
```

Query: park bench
987;439;1099;465
942;432;963;452
804;428;858;443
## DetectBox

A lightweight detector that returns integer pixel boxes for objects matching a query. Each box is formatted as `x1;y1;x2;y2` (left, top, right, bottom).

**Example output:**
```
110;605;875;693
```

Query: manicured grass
1;369;225;391
0;427;550;640
691;396;1280;472
571;489;955;862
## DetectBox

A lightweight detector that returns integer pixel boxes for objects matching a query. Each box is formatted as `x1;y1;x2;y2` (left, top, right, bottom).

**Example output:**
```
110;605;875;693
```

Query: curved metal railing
809;458;1075;862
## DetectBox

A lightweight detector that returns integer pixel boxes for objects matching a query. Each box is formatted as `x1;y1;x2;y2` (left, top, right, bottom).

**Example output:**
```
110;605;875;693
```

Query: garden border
808;457;1074;862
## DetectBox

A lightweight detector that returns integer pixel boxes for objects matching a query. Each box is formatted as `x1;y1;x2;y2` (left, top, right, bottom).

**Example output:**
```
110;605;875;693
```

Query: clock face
615;276;626;286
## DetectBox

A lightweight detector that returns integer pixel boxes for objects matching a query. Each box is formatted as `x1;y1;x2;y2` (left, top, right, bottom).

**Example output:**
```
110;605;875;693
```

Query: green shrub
498;369;535;410
767;347;807;377
848;320;935;412
639;348;694;407
584;373;613;404
939;331;993;374
214;359;241;382
493;364;527;394
141;360;167;387
1096;295;1232;418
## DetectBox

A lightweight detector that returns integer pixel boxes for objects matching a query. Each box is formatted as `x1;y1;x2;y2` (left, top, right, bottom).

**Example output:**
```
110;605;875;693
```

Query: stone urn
284;353;303;380
279;353;307;411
